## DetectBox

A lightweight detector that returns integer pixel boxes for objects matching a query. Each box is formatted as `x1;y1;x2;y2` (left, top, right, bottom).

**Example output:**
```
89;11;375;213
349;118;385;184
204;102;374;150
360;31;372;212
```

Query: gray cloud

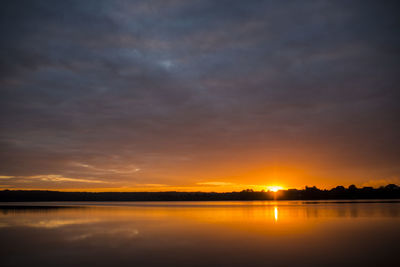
1;0;400;188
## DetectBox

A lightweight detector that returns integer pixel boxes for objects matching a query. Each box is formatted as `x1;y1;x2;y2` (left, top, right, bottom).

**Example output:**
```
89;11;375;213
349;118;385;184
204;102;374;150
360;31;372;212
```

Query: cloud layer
1;0;400;190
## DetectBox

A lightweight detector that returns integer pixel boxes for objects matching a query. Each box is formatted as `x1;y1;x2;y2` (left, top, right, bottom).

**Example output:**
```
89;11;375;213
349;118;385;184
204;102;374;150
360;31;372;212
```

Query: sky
1;0;400;192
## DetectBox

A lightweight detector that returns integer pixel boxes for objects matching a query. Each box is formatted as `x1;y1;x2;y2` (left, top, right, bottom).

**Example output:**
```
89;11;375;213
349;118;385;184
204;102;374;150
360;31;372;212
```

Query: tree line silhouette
0;184;399;201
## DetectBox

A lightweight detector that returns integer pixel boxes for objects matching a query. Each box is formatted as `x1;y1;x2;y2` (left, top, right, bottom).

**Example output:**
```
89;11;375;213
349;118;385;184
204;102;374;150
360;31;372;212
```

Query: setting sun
267;186;284;192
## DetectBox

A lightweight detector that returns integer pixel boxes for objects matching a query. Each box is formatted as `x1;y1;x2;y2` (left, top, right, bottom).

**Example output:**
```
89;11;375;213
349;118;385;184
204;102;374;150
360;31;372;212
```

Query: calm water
0;201;399;267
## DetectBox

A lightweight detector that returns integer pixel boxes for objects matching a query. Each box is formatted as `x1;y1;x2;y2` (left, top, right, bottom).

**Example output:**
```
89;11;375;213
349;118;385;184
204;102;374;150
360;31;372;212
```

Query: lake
0;201;399;267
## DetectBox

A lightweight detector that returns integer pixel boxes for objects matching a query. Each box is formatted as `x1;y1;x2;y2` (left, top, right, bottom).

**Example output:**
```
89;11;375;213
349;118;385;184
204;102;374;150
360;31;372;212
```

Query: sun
266;186;284;192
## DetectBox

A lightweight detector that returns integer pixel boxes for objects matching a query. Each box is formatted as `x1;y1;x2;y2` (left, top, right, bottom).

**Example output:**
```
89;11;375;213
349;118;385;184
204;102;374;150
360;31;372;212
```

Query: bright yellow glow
267;186;284;192
274;206;278;222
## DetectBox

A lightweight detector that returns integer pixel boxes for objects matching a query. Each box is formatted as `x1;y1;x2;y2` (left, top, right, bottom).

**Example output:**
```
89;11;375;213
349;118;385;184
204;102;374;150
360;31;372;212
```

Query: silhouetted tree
0;184;399;201
348;184;357;191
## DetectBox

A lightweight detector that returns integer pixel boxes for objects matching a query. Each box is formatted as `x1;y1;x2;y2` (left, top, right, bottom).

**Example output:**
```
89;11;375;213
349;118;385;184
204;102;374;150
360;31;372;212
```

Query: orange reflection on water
0;201;400;267
1;201;399;233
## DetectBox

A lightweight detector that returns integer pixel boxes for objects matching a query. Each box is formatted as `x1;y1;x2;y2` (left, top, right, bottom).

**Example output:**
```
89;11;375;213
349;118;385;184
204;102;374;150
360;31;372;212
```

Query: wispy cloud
72;162;140;174
24;175;108;184
133;183;169;187
197;182;235;186
0;176;14;179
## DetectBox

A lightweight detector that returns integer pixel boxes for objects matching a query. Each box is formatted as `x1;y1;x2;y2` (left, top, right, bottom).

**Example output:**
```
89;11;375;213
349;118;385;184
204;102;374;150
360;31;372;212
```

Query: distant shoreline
1;184;399;201
1;200;400;205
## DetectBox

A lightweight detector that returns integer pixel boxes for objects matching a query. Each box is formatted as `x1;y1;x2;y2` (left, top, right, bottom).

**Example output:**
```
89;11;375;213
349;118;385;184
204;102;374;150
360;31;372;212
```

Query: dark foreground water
0;201;399;267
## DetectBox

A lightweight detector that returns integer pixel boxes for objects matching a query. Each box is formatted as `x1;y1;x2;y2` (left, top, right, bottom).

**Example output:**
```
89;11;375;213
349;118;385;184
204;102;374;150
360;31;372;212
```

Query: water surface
1;201;399;266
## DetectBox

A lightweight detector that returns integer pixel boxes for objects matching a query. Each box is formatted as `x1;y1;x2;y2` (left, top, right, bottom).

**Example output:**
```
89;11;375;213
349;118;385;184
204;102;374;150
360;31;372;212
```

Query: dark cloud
1;0;400;189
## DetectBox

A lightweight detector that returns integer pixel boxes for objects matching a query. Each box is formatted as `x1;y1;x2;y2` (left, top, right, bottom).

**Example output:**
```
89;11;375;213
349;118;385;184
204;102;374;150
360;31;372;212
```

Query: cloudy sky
1;0;399;191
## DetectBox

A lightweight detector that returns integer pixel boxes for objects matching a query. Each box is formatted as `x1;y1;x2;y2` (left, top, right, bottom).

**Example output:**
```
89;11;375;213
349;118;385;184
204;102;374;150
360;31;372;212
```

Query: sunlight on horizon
266;186;284;192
